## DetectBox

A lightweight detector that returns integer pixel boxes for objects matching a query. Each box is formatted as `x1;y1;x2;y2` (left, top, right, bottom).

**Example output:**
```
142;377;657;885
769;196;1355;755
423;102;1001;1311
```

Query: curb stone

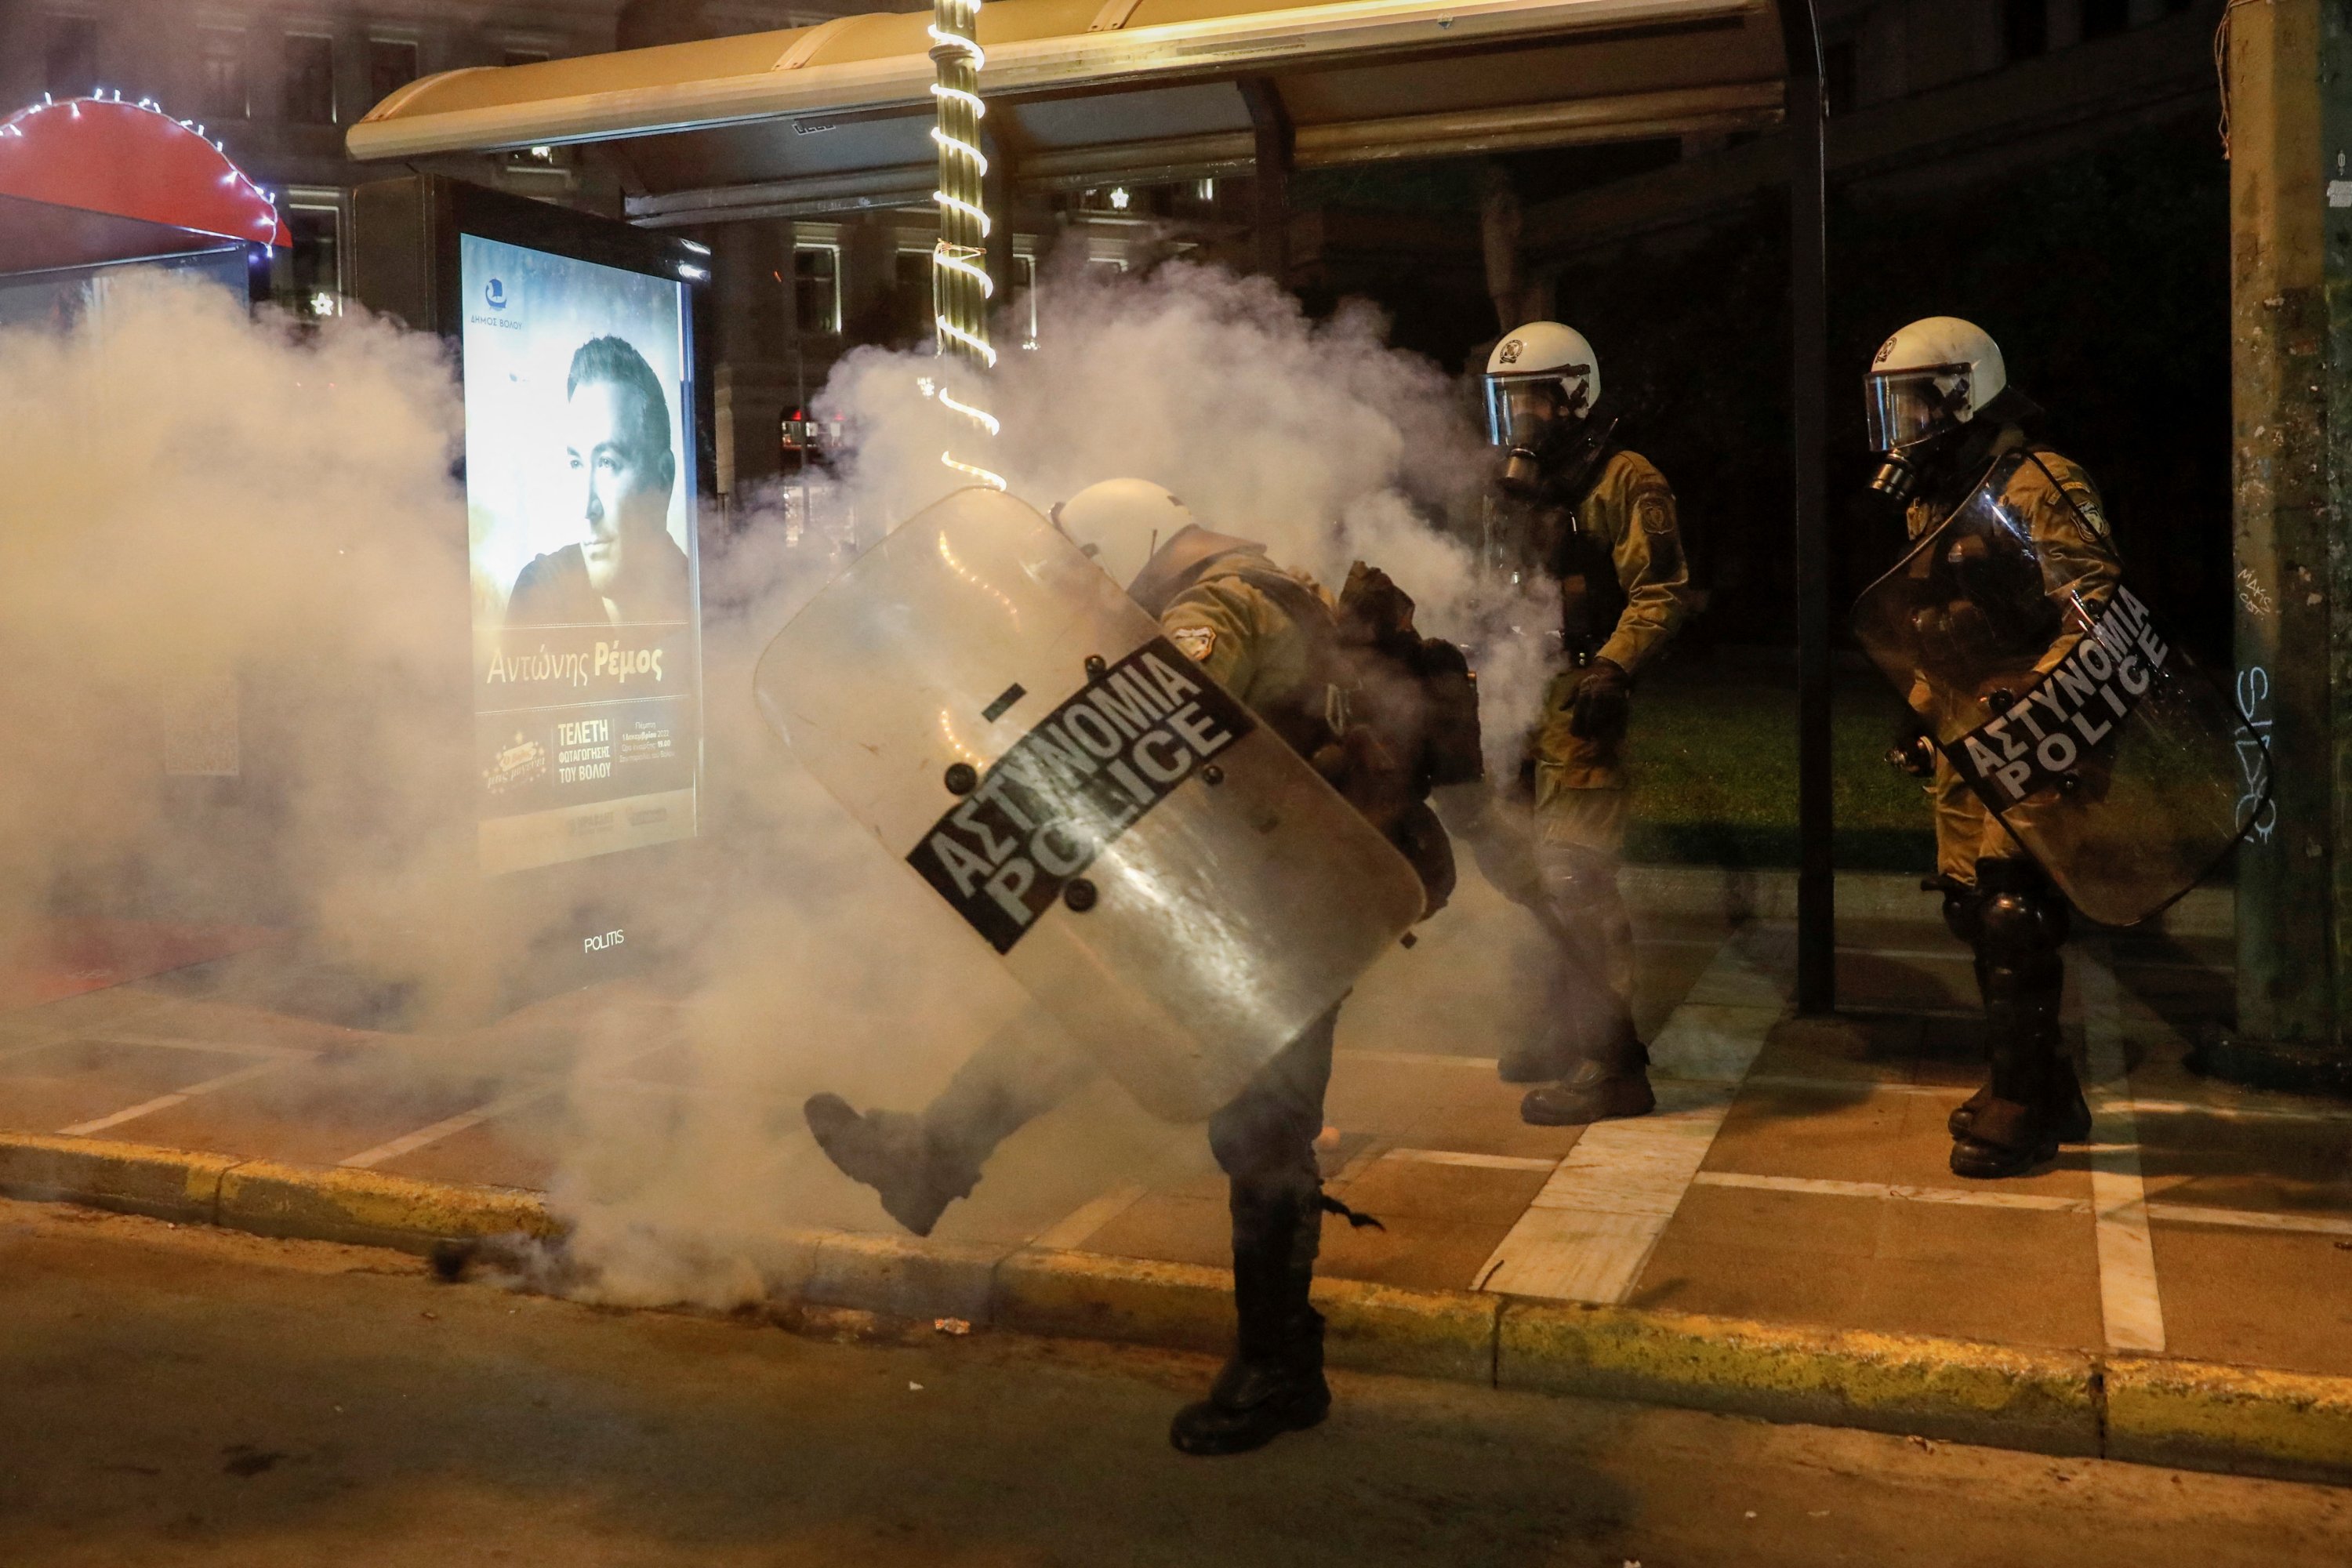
5;1131;2343;1484
0;1133;238;1225
2104;1356;2352;1486
213;1158;557;1252
1497;1301;2100;1457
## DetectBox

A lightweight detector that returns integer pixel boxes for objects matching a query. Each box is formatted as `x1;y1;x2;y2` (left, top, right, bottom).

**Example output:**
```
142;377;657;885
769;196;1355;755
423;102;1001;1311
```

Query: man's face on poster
565;378;676;597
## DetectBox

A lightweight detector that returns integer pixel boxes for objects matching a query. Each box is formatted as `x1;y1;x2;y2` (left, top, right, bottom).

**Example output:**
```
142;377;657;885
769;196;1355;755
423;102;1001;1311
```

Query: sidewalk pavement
5;869;2350;1483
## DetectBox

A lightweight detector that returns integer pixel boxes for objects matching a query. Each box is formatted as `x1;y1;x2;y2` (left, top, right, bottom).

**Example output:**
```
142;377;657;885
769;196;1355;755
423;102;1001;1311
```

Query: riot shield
1853;448;2268;926
755;487;1426;1122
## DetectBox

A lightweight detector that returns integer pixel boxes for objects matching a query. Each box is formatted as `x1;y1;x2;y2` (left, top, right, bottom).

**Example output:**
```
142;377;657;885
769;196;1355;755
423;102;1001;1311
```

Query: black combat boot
1171;1192;1330;1456
1519;1028;1655;1126
1947;1056;2092;1145
1932;873;2092;1143
1949;859;2071;1180
801;1094;981;1237
1510;843;1653;1126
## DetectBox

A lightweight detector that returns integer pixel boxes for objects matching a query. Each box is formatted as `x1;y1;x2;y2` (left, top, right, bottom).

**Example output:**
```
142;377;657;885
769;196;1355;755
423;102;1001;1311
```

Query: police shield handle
753;488;1426;1123
1850;451;2269;927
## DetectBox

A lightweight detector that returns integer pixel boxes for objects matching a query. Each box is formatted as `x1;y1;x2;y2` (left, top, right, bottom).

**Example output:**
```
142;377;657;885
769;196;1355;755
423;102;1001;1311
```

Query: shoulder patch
1168;626;1217;664
1637;492;1676;537
2020;450;2108;544
2063;489;2108;543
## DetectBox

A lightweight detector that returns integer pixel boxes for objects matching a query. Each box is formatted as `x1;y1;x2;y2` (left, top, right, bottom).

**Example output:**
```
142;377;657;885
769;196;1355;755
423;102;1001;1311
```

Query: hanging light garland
927;0;1004;491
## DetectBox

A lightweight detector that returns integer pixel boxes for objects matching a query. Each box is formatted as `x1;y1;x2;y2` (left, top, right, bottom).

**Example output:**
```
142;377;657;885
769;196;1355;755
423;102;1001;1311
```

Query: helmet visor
1865;368;1969;455
1484;377;1567;449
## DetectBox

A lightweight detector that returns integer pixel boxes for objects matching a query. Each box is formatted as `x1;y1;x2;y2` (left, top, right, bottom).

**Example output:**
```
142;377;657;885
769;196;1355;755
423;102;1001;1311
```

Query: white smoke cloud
817;260;1556;777
0;261;1558;1311
0;274;485;995
541;261;1567;1304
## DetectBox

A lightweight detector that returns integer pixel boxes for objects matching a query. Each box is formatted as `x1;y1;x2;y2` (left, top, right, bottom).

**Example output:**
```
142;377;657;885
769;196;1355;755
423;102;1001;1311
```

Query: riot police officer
804;478;1464;1455
1463;321;1693;1126
1862;317;2118;1178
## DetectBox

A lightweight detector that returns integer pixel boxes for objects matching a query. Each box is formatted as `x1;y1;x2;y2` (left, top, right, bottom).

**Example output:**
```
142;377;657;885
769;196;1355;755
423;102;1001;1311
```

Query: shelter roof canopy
349;0;1790;223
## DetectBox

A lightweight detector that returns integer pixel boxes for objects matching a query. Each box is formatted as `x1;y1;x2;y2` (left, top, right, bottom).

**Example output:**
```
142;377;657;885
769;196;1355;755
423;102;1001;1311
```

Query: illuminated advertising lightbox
457;234;701;876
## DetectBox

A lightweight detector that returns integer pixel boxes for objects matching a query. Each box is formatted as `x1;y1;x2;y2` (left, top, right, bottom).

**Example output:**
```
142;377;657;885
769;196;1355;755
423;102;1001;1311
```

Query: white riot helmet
1865;317;2008;456
1049;478;1196;592
1483;321;1601;453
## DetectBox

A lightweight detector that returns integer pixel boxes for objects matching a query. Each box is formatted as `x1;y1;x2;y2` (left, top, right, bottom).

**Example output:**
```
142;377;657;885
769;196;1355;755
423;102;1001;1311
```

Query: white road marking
85;1032;320;1061
337;1042;683;1170
337;1084;559;1170
58;1057;304;1137
1336;1050;1498;1070
2126;1097;2352;1127
2082;948;2165;1355
1741;1074;1953;1098
1381;1148;1559;1173
1032;1182;1149;1250
1691;1170;2089;1214
1475;931;1780;1302
1646;936;2223;975
2145;1203;2352;1238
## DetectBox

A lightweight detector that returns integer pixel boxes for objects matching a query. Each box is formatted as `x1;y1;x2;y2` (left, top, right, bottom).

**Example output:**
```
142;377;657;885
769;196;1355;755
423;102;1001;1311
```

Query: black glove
1886;732;1936;779
1567;657;1631;741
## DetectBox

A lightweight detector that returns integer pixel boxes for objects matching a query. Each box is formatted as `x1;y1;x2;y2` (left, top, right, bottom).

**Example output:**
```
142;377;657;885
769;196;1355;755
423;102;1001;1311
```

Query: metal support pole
928;0;1002;488
1781;0;1834;1014
982;124;1014;318
2204;0;2352;1095
1239;78;1292;281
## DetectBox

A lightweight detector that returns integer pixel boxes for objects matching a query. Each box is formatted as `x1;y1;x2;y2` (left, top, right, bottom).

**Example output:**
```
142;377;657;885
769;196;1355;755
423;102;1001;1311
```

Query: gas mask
1864;365;1974;506
1485;376;1587;503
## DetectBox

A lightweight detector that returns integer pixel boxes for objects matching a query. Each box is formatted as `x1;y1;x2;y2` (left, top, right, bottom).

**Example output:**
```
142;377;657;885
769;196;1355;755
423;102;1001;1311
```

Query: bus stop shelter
0;91;289;274
346;0;1838;1007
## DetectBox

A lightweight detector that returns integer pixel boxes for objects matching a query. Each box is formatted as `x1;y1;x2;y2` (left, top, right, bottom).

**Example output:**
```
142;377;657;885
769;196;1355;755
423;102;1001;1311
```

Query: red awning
0;93;291;274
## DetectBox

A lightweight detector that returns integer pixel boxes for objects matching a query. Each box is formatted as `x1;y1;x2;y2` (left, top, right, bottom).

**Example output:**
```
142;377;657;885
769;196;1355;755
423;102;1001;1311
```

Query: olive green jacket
1128;526;1328;715
1580;449;1693;675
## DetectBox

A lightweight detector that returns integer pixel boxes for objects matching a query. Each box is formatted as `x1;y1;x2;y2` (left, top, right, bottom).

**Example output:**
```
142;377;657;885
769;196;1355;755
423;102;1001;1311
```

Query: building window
501;49;550;68
793;245;840;335
274;203;343;319
367;39;419;109
2003;0;2047;61
893;249;934;344
284;33;336;125
198;30;249;119
45;15;100;98
1014;252;1037;346
2081;0;2129;39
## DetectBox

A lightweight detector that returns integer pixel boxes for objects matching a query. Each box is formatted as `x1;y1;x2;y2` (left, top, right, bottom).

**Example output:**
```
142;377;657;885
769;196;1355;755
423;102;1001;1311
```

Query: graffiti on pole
2235;665;2278;844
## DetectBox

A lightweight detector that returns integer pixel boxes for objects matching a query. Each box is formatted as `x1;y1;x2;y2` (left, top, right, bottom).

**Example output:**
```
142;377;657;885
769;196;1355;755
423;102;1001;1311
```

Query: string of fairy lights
927;0;1004;491
0;89;283;245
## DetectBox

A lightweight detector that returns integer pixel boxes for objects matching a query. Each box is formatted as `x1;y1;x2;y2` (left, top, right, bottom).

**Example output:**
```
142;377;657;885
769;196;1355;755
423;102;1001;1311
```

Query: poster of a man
505;336;691;629
460;230;700;876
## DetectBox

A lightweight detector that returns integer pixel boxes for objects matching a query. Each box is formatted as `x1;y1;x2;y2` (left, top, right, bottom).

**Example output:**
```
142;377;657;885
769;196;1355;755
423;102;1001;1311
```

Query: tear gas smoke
0;263;1561;1311
0;277;469;982
818;260;1559;782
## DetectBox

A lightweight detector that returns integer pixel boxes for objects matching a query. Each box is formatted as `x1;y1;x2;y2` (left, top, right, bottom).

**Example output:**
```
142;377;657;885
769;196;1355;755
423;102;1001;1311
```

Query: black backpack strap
1227;566;1338;637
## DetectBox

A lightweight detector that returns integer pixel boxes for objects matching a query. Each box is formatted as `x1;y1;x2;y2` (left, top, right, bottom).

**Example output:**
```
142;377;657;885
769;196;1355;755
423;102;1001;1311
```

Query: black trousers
921;1005;1338;1356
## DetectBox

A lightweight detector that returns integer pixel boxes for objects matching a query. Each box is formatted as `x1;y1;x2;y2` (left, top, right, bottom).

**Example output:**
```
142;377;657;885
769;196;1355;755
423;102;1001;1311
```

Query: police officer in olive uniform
1864;317;2119;1179
1464;321;1693;1126
804;478;1461;1456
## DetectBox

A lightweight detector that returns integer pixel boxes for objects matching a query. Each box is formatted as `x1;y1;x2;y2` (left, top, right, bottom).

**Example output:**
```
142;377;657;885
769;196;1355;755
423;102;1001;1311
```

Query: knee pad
1933;875;1984;946
1534;842;1618;920
1973;858;2069;967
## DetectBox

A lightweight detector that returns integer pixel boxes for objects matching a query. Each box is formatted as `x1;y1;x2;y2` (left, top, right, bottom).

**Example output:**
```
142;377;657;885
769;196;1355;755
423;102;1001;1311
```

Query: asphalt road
2;1198;2341;1568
